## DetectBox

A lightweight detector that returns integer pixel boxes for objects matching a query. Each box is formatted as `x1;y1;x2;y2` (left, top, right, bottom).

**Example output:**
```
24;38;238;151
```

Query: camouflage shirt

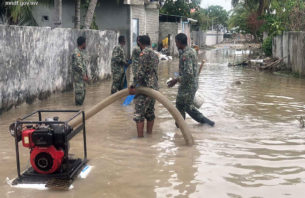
133;47;159;90
72;47;87;85
177;46;198;94
131;47;141;77
111;45;127;74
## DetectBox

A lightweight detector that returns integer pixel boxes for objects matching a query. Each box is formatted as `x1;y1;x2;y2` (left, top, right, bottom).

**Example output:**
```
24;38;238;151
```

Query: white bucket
194;91;204;108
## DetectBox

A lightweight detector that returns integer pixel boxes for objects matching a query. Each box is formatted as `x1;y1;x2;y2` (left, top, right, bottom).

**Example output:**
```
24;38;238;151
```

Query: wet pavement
0;46;305;198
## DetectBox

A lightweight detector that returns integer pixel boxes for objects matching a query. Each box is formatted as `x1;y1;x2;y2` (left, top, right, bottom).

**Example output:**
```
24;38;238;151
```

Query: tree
229;0;268;40
84;0;98;29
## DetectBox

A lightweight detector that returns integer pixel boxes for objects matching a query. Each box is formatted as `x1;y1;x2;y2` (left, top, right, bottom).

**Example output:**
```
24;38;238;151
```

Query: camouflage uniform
111;45;127;94
133;47;159;122
176;46;214;125
72;48;87;105
131;47;141;83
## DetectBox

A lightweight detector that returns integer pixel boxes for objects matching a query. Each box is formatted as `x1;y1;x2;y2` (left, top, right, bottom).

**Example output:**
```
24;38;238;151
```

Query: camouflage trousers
134;94;156;122
111;71;125;94
74;82;86;106
176;90;213;125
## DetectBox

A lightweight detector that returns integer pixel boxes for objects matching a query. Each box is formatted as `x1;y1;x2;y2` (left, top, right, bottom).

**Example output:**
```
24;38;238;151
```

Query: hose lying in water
69;87;194;146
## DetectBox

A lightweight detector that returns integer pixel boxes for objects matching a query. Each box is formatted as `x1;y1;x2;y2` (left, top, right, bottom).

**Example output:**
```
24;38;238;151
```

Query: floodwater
0;47;305;198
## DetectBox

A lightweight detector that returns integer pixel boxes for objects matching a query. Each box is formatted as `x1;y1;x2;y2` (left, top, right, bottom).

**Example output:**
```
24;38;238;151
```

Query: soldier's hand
129;86;136;95
167;79;178;88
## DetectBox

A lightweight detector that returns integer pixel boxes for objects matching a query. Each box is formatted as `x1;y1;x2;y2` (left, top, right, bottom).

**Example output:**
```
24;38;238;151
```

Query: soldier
129;35;159;137
131;37;141;83
111;35;128;94
72;36;88;106
167;33;215;127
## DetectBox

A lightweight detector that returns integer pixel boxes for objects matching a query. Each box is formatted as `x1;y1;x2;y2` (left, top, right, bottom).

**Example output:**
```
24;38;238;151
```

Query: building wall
31;0;75;28
182;22;191;45
131;5;146;35
0;25;117;113
130;3;159;51
95;0;130;56
191;31;224;46
273;32;305;76
145;7;159;45
159;22;179;42
31;0;130;56
95;1;130;34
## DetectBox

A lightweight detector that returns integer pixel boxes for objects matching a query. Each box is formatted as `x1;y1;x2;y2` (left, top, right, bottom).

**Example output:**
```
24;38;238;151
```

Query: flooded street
1;47;305;198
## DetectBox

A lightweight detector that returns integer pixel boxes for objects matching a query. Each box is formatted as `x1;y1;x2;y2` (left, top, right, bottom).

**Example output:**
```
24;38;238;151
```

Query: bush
262;36;273;56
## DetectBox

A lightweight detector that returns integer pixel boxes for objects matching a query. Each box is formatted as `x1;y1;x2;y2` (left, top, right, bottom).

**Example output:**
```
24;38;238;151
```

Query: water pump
9;110;87;186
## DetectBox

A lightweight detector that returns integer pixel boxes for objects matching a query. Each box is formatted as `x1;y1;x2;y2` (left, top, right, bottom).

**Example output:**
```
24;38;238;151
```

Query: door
132;18;139;47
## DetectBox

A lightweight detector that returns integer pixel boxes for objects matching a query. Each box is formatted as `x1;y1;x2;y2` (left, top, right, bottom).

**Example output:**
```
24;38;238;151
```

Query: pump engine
9;110;87;185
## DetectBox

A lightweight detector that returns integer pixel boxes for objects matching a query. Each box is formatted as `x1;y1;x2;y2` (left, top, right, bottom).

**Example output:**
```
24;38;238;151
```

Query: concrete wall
191;30;224;46
145;7;159;45
191;31;206;47
0;25;117;113
159;22;179;42
273;32;305;76
131;5;146;35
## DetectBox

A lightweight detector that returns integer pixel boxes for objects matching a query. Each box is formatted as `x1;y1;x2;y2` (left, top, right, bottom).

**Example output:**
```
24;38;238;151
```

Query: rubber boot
147;120;154;134
136;121;145;137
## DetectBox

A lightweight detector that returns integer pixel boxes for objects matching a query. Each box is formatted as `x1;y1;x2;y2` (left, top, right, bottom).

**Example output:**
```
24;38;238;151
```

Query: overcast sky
201;0;232;11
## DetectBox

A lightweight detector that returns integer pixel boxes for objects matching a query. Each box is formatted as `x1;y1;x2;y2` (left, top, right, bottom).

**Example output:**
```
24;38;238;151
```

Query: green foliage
263;0;305;36
262;36;273;56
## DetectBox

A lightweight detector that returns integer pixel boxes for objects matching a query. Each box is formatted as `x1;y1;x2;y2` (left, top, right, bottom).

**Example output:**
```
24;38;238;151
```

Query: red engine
22;127;65;174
